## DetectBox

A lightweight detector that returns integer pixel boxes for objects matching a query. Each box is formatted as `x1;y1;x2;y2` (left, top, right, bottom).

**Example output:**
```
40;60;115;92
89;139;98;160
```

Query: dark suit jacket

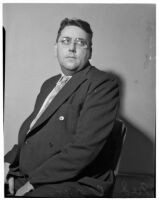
5;64;120;197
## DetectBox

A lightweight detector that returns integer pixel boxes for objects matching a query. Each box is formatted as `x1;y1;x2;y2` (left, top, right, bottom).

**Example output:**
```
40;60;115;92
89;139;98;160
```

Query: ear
54;43;57;57
88;48;92;60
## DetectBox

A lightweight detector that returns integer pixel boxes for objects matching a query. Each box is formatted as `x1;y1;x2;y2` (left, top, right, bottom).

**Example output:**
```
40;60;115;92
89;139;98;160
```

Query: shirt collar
61;71;72;79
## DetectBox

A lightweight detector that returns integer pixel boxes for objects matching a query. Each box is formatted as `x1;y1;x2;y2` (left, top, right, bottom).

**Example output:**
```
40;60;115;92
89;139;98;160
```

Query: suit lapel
33;74;61;116
28;65;91;134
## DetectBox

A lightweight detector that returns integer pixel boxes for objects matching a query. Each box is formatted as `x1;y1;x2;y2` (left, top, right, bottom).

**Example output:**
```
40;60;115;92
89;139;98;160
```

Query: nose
69;41;76;52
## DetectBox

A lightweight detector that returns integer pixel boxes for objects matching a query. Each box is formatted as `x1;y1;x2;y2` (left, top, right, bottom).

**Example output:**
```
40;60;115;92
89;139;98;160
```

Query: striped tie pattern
29;75;70;131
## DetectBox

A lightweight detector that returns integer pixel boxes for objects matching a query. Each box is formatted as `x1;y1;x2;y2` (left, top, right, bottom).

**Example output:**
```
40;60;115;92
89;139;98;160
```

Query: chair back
109;119;127;175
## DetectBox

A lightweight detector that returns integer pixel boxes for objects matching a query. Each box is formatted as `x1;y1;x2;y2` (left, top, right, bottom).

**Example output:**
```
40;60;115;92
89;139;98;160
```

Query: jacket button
49;142;54;148
59;116;64;120
25;141;29;144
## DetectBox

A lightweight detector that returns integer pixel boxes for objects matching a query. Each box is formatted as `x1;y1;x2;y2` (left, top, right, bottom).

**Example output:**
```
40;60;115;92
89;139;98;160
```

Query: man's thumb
8;177;14;195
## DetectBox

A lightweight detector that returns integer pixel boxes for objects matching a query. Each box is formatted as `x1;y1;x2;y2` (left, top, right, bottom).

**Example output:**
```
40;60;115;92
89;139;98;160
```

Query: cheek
57;47;63;55
57;48;65;59
78;51;90;63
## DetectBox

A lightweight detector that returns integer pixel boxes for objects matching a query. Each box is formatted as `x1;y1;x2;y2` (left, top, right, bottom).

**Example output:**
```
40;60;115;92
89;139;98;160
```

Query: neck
60;67;75;76
60;62;90;76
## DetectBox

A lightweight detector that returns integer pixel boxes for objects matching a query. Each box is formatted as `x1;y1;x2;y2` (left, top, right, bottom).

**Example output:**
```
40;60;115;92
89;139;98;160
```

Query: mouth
66;55;76;59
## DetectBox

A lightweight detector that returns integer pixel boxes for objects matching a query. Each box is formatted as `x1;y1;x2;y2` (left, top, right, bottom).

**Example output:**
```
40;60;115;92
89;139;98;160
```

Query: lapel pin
59;116;64;120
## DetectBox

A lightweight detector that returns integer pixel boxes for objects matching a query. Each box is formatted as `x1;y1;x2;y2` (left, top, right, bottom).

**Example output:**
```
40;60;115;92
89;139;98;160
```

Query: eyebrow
76;37;87;41
61;36;87;41
61;36;71;38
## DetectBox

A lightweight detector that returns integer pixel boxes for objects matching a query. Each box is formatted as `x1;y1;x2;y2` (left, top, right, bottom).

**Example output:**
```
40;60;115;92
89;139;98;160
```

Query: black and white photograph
3;3;156;198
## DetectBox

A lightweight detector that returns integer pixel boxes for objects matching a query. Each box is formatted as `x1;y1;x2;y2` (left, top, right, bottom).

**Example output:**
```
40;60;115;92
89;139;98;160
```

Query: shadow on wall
119;116;155;175
105;70;155;175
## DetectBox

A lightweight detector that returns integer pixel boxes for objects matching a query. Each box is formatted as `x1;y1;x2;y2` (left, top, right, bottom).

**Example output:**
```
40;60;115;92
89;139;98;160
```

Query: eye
61;37;71;45
77;40;85;46
76;39;88;48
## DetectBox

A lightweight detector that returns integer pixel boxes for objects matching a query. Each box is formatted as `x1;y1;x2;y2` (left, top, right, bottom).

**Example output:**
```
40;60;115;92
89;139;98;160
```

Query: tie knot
61;75;69;83
57;75;71;86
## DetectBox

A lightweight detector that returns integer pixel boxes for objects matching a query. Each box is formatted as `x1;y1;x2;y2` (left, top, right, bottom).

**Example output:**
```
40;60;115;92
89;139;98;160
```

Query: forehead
59;25;89;40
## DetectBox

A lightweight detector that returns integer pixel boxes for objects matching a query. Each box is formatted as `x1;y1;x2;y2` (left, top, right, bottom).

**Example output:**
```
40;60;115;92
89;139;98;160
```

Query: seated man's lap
5;176;102;197
24;182;93;197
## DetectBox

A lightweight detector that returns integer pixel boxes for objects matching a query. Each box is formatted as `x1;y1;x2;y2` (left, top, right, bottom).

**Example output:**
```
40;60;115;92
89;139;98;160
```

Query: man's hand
15;181;34;196
8;177;14;195
4;162;10;183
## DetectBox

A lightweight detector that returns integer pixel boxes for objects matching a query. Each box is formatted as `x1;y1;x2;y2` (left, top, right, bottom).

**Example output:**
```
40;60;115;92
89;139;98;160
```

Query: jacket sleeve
29;76;120;185
4;80;49;165
4;145;20;164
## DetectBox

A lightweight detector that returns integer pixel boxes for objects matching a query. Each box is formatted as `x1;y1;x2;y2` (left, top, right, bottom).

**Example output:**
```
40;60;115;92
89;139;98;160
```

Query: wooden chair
107;119;127;197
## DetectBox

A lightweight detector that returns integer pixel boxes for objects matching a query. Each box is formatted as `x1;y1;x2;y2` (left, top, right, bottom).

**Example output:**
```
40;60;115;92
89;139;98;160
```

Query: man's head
55;18;93;75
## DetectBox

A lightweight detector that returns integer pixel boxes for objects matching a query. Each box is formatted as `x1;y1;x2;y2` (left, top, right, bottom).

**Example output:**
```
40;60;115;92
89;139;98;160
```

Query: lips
66;55;76;59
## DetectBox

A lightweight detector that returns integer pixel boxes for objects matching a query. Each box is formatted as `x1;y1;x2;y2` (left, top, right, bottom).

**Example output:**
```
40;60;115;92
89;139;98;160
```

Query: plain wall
3;4;156;174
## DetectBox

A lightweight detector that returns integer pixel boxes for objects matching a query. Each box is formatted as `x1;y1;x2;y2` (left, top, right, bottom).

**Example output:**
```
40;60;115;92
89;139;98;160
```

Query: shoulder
83;66;120;106
41;74;61;89
86;66;119;89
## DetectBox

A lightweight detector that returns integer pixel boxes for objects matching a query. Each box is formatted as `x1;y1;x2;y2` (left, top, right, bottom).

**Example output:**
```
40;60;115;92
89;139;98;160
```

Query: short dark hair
56;18;93;50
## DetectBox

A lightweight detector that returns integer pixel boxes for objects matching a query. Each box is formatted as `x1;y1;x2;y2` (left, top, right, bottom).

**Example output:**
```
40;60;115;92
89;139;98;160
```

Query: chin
64;64;79;71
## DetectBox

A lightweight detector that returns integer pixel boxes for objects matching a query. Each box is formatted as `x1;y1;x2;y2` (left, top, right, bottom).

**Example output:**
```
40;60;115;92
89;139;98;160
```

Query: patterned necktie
29;75;71;131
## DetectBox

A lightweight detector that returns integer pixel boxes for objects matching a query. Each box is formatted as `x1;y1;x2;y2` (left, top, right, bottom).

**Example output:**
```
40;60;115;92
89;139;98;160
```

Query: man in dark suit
4;18;120;197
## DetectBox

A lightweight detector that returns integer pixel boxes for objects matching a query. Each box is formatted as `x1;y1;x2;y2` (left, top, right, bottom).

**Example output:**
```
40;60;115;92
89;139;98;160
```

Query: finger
15;188;23;196
15;190;19;196
4;163;10;183
8;178;14;195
